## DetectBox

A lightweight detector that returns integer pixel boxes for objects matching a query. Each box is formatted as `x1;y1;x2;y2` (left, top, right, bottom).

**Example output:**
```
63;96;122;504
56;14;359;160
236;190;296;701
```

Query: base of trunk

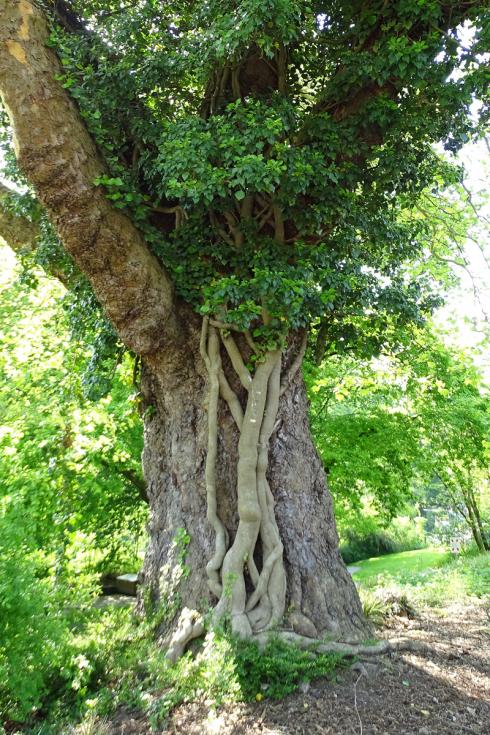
138;319;370;651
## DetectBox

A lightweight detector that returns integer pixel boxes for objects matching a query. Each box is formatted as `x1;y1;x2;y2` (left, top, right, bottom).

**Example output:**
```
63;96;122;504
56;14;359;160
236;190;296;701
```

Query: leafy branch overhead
6;0;484;353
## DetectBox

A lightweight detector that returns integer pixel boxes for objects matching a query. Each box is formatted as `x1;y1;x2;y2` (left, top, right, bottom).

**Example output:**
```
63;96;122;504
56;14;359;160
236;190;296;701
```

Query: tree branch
0;182;74;285
0;182;38;253
0;0;178;356
99;456;149;504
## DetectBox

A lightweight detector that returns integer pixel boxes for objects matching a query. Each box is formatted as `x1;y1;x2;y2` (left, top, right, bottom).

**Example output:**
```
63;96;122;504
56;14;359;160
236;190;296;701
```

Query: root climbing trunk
201;318;286;637
139;312;370;657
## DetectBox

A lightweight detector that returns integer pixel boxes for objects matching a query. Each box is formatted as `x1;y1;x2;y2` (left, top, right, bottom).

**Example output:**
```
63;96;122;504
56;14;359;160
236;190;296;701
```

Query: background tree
0;244;147;571
408;333;490;550
307;352;420;522
308;325;490;553
0;0;488;652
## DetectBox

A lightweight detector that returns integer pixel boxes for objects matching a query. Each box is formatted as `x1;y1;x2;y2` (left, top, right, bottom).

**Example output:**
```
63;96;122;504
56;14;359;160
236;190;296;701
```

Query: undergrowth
5;551;488;734
6;607;344;735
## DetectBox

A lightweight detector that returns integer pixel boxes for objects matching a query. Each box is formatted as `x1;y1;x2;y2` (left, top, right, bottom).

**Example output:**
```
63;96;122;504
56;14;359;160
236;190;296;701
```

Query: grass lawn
351;548;490;608
350;547;451;585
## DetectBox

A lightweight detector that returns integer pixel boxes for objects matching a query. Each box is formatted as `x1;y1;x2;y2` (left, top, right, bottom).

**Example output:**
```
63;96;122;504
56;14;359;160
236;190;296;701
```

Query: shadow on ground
109;600;490;734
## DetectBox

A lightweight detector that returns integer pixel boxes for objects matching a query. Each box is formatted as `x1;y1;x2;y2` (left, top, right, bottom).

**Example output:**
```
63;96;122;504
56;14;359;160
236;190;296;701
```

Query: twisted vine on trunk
199;316;288;639
162;317;373;663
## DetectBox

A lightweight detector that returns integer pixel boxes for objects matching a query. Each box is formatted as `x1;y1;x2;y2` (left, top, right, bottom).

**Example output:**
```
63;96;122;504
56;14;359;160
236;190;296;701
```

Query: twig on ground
353;672;363;735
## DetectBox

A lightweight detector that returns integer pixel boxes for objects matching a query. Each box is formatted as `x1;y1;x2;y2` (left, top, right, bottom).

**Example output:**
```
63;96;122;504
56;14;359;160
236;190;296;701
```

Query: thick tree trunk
139;314;369;642
0;0;369;648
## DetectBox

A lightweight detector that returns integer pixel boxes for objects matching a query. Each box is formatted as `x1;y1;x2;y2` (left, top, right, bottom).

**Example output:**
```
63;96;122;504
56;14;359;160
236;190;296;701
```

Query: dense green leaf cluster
0;248;147;569
28;0;489;348
0;249;150;721
307;323;490;545
307;350;421;519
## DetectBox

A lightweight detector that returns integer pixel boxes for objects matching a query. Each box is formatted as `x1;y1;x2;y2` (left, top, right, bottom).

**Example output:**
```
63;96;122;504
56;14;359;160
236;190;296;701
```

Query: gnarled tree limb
0;181;73;285
0;0;177;355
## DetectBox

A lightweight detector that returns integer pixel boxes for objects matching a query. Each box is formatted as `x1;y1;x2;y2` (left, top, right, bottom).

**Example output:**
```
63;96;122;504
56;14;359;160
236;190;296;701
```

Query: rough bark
0;0;370;651
0;182;38;252
0;0;177;355
140;320;369;643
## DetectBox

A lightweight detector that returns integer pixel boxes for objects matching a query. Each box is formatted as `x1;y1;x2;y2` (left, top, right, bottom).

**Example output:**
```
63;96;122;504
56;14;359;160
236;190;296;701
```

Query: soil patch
108;600;489;735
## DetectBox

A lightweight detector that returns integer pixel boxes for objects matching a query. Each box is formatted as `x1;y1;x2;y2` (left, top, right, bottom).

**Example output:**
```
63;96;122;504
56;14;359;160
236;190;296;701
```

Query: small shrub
0;509;100;724
359;589;391;626
68;713;111;735
340;529;399;564
340;516;426;564
232;635;343;701
360;588;416;626
0;524;69;722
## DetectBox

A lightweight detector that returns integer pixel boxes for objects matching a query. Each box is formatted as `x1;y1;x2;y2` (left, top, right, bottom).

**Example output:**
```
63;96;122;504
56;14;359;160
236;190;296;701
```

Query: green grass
352;548;490;609
350;547;451;585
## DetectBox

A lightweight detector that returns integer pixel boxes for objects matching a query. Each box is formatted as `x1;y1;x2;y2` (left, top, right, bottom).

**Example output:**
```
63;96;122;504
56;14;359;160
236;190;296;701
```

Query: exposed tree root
165;608;204;663
253;631;431;657
164;611;429;663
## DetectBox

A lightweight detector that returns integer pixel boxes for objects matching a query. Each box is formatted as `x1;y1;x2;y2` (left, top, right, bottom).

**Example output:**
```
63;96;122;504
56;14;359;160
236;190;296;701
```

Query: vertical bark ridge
271;373;368;640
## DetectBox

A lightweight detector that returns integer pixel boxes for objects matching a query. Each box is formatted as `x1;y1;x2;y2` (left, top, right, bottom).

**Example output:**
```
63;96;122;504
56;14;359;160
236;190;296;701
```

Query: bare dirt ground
109;600;490;735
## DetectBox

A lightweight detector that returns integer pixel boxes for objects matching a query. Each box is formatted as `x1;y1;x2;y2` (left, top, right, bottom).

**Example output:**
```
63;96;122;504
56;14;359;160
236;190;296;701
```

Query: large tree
0;0;488;655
